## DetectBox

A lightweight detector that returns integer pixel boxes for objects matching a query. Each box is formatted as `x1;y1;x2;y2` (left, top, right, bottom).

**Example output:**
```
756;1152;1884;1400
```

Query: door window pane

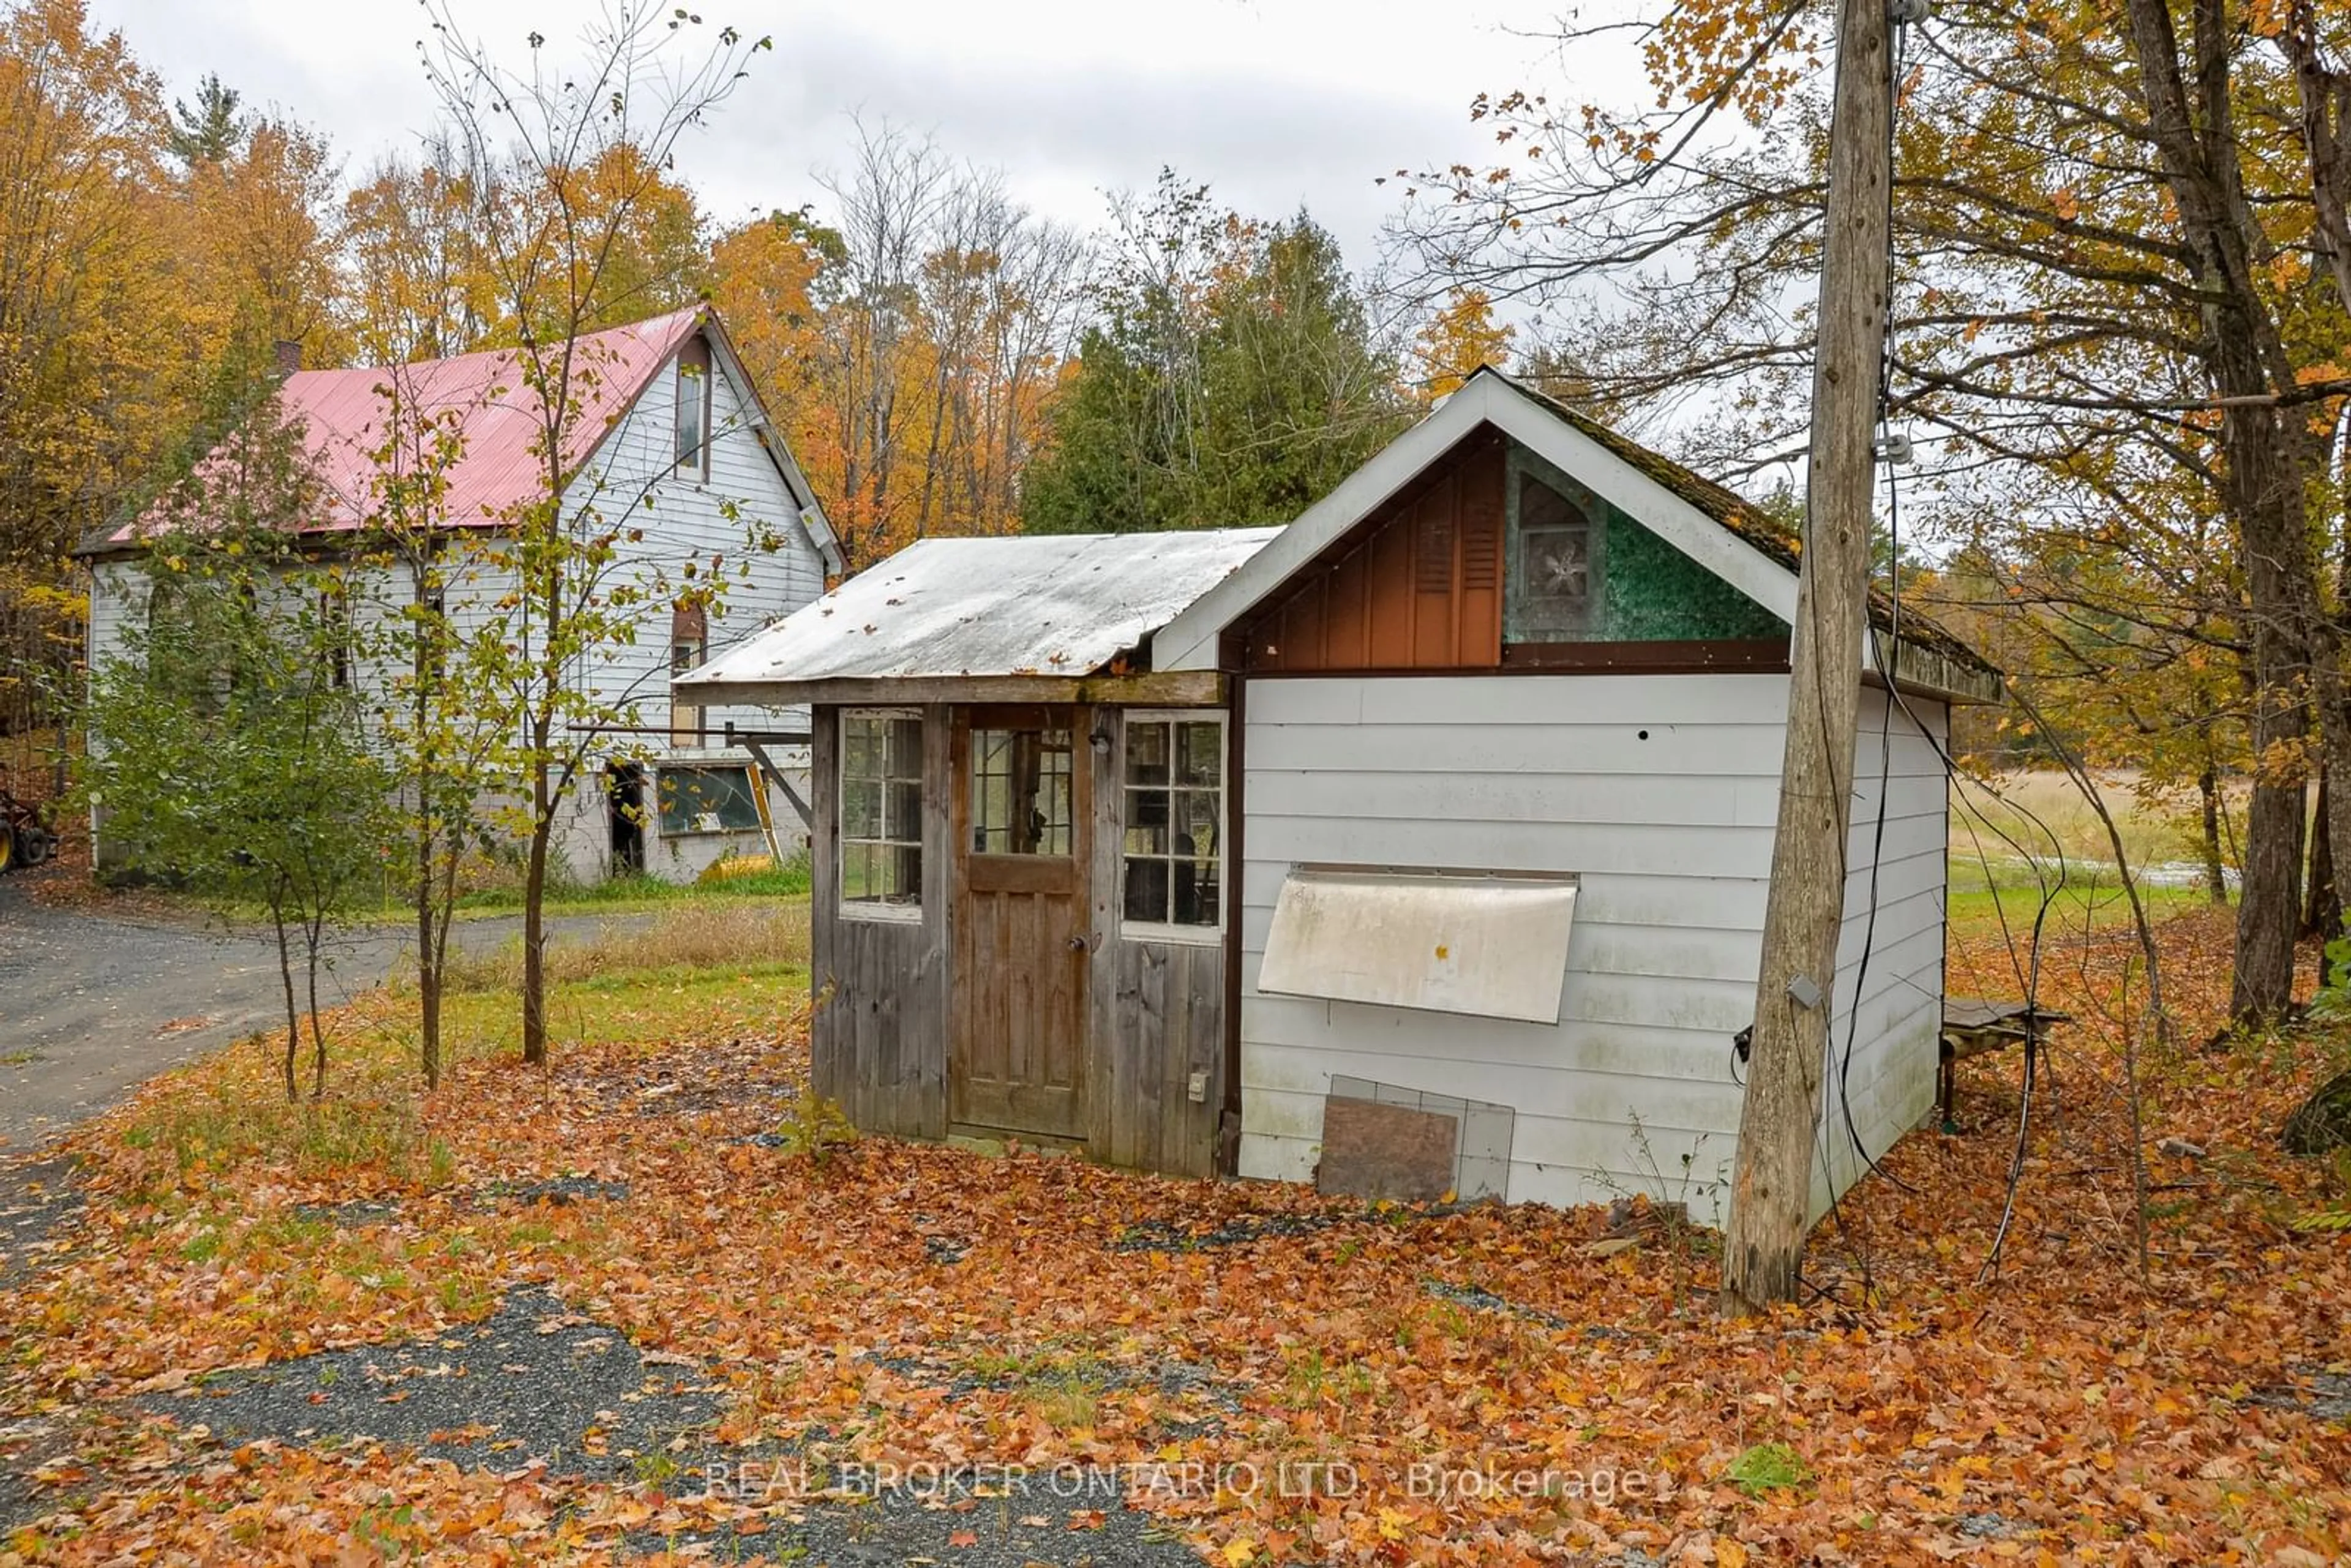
970;726;1074;855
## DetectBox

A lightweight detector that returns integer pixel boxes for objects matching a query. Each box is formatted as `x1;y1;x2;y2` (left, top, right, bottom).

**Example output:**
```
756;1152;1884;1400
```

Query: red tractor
0;772;56;875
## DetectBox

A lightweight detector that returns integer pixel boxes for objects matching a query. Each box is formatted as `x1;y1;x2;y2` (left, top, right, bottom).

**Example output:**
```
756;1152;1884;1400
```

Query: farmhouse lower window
658;764;761;835
1122;713;1223;935
841;710;923;914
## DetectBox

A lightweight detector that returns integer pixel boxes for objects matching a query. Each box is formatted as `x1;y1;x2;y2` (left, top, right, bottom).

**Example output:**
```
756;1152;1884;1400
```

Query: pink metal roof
99;307;704;547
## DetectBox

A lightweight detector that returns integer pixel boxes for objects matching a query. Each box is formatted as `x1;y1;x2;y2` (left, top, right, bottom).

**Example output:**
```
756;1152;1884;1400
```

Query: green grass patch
148;857;812;929
430;899;810;997
452;861;811;917
1725;1441;1811;1498
121;1071;440;1190
430;961;807;1054
1945;856;2214;945
1948;768;2218;871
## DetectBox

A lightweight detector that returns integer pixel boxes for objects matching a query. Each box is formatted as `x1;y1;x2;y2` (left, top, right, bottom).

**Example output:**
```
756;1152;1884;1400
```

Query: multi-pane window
841;710;923;913
970;727;1074;855
1122;715;1223;932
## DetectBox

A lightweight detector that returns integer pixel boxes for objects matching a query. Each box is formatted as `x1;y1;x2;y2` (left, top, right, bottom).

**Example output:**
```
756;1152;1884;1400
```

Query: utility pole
1720;0;1901;1314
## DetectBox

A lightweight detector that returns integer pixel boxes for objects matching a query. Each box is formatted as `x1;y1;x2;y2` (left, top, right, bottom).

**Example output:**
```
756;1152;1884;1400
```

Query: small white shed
681;369;1998;1222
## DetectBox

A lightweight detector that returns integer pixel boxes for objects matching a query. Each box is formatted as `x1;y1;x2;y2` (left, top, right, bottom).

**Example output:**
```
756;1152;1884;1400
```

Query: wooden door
951;706;1090;1140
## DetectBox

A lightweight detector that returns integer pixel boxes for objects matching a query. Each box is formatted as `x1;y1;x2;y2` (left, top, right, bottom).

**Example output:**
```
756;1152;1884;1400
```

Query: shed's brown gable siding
1240;432;1505;673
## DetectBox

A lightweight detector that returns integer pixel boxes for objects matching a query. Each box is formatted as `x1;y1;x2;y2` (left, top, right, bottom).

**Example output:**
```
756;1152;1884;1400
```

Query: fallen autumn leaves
0;908;2346;1566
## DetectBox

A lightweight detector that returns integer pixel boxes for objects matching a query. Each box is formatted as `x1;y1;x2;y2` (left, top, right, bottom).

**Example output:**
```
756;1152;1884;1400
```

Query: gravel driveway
0;882;648;1152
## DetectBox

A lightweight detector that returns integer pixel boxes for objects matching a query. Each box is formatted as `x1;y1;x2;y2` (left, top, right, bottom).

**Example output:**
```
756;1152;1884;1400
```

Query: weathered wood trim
946;702;1092;1142
689;671;1224;710
944;705;972;1133
966;852;1081;896
1221;673;1247;1177
808;706;842;1112
1499;638;1791;673
1233;432;1507;675
816;704;951;1140
738;734;812;828
1864;636;2004;705
1154;380;1804;670
1086;711;1120;1157
914;705;953;1138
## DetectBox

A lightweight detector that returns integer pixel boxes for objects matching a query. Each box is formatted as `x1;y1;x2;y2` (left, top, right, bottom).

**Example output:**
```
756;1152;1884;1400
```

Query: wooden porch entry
950;705;1091;1141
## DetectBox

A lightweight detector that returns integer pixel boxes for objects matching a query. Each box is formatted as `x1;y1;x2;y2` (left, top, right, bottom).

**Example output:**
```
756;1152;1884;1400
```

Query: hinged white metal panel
1258;866;1579;1025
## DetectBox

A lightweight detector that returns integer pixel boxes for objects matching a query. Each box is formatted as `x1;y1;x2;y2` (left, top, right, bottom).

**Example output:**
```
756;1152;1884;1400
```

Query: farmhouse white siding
84;561;144;674
548;348;824;878
560;346;827;745
1236;672;1951;1225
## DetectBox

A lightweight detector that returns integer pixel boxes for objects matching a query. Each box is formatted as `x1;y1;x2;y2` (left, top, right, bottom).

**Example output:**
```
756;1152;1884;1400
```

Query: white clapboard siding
562;349;825;740
538;341;823;879
84;562;146;670
1237;671;1955;1226
1813;688;1951;1213
1239;672;1788;1220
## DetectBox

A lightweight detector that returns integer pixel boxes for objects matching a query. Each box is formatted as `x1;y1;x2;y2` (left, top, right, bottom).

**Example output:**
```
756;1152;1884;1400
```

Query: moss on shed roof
1486;369;1995;679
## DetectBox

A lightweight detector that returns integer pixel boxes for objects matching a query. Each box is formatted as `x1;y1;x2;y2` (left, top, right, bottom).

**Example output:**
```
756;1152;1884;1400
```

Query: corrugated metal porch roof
678;528;1281;694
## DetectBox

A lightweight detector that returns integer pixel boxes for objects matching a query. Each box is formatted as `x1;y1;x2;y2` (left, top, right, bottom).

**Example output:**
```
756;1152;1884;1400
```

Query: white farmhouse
79;306;842;883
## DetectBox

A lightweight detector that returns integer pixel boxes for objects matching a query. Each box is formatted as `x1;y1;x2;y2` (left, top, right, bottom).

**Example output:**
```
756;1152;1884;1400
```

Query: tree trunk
2308;672;2351;942
272;914;299;1103
2201;765;2231;906
2308;768;2341;935
2282;1064;2351;1155
306;928;328;1100
413;561;443;1090
522;752;550;1065
2117;0;2321;1022
418;833;441;1087
2237;776;2308;1021
1721;0;1890;1315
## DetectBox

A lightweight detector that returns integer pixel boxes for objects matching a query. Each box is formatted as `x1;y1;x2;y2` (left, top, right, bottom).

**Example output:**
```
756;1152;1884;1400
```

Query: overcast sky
89;0;1589;277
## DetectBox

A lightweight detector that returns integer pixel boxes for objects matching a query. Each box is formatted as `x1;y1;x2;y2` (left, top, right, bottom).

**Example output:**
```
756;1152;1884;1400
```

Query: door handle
1068;933;1091;953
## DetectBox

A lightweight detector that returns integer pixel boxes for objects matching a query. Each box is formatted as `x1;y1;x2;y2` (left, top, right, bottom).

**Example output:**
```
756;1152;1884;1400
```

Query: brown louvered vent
1461;490;1501;591
1415;505;1457;595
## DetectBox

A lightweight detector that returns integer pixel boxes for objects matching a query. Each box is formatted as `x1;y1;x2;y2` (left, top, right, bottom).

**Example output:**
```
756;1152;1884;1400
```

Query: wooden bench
1938;997;2071;1132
